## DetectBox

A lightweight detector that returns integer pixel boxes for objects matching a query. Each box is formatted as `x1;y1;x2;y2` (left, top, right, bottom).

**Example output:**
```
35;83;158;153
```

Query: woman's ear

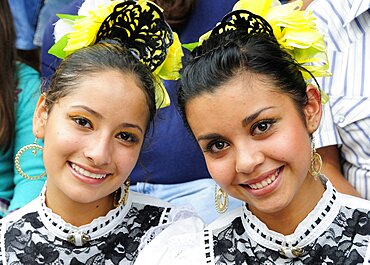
33;94;48;139
304;85;322;134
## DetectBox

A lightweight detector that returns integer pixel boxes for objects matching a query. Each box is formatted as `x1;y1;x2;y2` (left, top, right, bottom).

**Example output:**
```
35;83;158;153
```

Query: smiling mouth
246;167;282;190
70;163;108;179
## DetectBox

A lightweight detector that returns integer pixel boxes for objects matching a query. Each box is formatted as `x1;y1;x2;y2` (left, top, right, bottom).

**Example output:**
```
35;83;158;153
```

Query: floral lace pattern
3;203;168;264
212;207;370;264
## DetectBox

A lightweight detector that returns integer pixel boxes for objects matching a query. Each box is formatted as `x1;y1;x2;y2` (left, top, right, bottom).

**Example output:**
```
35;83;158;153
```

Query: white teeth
248;168;280;190
71;163;107;179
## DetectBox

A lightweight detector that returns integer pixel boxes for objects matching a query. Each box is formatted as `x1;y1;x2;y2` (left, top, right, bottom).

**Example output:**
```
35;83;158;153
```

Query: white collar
37;183;132;246
241;177;341;253
344;0;370;27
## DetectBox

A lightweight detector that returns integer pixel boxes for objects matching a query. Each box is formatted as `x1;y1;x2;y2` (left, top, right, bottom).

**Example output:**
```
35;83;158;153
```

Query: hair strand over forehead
45;42;157;125
179;29;310;126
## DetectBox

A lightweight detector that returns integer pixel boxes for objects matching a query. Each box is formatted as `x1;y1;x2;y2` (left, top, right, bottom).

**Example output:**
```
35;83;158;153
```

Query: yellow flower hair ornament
183;0;330;104
49;0;183;109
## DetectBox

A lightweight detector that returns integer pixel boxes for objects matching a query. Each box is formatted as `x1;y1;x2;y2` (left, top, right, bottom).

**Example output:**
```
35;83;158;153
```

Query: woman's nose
235;144;264;174
83;135;112;166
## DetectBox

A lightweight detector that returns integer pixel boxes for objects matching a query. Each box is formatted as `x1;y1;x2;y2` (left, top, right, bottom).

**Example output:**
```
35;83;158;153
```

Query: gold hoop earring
310;138;322;180
113;177;130;207
215;184;228;214
14;138;46;180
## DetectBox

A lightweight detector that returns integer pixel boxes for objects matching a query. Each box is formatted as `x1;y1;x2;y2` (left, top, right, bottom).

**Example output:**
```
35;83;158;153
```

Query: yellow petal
153;77;171;109
198;30;212;45
233;0;274;18
157;32;183;80
64;1;118;54
265;0;303;22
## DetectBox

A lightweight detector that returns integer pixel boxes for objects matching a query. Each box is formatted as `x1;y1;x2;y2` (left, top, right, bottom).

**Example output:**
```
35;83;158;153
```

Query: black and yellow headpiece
49;0;183;108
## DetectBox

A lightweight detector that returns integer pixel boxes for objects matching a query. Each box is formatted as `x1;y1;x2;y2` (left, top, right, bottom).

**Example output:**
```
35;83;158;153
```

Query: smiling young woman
34;68;149;226
0;1;183;264
134;0;370;264
186;73;325;234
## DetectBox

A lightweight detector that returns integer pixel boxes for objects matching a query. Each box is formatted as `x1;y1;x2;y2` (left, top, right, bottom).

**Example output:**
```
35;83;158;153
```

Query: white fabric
135;216;205;265
0;185;173;265
134;178;370;264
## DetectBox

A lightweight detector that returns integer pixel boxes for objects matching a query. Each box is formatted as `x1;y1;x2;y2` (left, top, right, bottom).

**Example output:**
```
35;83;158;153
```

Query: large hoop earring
14;138;46;180
215;184;228;214
113;177;130;207
310;137;322;180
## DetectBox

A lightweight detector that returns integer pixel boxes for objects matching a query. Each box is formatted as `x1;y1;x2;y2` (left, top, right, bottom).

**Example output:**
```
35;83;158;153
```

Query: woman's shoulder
15;62;41;106
206;206;244;231
130;191;172;208
16;62;40;82
1;198;39;223
337;192;370;211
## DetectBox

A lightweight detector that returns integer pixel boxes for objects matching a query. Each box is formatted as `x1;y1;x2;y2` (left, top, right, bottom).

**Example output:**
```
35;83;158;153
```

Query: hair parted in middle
179;0;330;121
49;0;183;110
45;41;158;126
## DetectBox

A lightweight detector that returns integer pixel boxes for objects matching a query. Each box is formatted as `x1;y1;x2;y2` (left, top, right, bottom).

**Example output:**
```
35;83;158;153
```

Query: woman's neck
249;176;325;235
45;185;114;227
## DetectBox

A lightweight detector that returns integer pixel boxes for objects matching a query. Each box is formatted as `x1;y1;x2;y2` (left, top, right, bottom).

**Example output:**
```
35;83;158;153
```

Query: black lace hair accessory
96;1;174;72
210;10;274;39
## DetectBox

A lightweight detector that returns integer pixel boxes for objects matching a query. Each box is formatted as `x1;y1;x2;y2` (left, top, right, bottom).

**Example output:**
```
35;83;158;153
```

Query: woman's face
34;70;149;208
186;73;322;215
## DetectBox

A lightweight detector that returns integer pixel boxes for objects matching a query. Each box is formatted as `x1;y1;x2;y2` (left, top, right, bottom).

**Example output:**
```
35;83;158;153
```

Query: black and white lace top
134;178;370;265
0;187;172;265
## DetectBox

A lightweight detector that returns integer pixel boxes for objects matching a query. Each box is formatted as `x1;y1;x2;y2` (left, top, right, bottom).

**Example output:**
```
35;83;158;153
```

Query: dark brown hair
0;0;17;150
179;11;313;125
45;42;157;129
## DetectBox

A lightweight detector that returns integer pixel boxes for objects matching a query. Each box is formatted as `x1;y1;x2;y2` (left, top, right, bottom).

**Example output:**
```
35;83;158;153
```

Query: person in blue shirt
0;0;45;218
7;0;43;71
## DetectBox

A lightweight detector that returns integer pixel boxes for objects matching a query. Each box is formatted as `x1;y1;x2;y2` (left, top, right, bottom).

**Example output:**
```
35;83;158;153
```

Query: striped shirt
309;0;370;199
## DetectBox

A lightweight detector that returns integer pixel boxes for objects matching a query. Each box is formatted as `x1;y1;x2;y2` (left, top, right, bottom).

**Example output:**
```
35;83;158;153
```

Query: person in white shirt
308;0;370;199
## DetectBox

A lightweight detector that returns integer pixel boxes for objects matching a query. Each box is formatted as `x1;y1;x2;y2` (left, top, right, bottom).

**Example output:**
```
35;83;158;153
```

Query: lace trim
160;207;171;225
242;177;337;250
0;221;3;263
204;229;214;264
38;184;131;244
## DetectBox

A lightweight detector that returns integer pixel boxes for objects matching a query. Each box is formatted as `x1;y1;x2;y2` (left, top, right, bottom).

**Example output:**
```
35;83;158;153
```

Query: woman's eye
206;140;230;153
251;120;275;135
256;123;269;132
117;132;137;143
73;117;92;128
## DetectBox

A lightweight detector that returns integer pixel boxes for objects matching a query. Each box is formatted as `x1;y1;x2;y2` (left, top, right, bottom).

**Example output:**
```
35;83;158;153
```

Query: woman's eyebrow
242;107;275;127
197;133;222;142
